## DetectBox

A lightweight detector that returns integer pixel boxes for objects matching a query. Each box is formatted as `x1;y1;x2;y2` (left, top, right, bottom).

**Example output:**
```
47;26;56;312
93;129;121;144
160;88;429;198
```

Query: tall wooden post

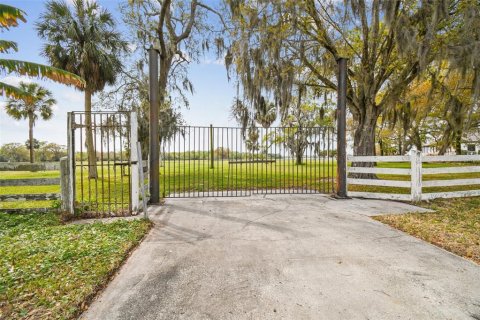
149;47;160;203
336;58;348;198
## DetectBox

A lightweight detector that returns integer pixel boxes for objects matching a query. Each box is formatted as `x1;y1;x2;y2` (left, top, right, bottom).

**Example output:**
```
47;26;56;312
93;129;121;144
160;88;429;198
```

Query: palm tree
0;4;84;99
36;0;127;179
5;82;56;163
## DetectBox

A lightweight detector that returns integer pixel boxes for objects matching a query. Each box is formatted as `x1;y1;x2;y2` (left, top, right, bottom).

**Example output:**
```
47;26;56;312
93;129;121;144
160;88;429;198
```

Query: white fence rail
347;151;480;202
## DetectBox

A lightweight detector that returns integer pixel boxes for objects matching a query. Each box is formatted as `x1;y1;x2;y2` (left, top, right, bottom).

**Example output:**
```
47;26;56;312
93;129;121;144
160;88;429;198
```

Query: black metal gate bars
160;125;336;198
67;111;336;215
68;111;134;216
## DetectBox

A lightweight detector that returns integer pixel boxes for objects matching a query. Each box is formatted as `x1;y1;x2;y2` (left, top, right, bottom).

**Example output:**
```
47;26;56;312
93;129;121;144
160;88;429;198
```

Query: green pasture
1;160;480;211
159;159;337;196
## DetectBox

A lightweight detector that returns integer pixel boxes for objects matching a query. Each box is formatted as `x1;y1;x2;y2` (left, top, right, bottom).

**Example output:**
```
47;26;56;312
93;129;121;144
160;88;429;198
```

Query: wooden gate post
336;57;348;198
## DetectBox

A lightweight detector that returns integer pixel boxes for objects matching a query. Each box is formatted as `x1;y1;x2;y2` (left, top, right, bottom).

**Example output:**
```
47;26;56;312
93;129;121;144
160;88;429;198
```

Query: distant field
159;159;336;197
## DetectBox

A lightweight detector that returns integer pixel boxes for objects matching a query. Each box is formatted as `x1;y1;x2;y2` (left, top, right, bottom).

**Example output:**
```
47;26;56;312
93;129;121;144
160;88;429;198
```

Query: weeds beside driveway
0;212;151;319
375;197;480;264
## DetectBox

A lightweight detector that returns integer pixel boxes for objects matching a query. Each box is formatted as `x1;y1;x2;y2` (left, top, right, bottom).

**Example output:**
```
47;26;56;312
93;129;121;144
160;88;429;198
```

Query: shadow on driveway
82;194;480;320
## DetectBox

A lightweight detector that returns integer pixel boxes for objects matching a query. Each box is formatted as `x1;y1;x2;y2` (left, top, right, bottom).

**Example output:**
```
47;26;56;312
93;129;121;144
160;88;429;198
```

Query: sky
0;0;236;146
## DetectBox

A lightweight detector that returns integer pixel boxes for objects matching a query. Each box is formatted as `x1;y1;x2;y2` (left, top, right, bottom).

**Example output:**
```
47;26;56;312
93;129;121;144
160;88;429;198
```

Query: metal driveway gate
67;111;139;216
160;126;336;198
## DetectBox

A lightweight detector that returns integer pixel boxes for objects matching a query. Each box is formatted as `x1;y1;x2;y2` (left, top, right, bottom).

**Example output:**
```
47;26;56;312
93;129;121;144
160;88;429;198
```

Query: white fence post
130;112;139;213
59;157;74;215
410;148;422;202
66;113;75;215
137;142;148;218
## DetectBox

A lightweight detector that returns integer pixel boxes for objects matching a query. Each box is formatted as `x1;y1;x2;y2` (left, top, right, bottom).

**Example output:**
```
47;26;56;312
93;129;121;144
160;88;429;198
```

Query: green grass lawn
0;212;151;319
1;160;479;210
160;159;336;196
0;160;479;320
0;166;131;213
348;161;480;194
374;197;480;265
0;159;337;210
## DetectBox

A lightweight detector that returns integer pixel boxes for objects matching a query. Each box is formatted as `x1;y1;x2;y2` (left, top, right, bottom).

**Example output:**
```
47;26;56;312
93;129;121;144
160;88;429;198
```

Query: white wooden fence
347;150;480;202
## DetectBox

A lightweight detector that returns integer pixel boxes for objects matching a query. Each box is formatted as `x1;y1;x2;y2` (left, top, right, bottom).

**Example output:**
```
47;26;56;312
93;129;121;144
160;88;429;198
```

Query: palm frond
0;81;29;100
0;40;18;53
0;59;85;88
36;0;126;92
0;4;26;29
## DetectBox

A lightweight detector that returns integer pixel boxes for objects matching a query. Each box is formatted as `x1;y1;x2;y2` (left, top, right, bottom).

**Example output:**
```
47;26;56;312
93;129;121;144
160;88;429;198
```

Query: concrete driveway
82;195;480;320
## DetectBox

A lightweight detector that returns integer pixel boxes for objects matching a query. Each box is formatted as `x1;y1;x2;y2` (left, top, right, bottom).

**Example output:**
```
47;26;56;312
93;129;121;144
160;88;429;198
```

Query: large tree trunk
295;152;303;165
28;113;34;163
152;56;171;158
397;132;402;155
455;129;462;155
378;138;384;156
158;57;171;110
351;106;378;178
85;88;97;179
353;112;377;157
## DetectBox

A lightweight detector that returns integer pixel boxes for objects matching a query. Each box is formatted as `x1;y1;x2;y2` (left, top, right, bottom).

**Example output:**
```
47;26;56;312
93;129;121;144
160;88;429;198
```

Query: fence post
66;113;75;214
336;57;348;198
130;112;140;213
149;47;160;204
210;124;214;169
137;142;148;218
60;157;74;215
410;148;422;202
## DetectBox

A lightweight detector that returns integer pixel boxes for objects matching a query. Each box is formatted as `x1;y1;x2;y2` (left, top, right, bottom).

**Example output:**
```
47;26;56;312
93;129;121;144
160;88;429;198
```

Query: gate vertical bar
149;47;160;203
210;124;214;169
336;57;348;198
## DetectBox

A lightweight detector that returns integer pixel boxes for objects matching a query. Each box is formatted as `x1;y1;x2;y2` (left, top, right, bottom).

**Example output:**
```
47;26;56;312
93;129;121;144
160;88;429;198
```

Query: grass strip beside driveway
374;197;480;265
0;212;151;319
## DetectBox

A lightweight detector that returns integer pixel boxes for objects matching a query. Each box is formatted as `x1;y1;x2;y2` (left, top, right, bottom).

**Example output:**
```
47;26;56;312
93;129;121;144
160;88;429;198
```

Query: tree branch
156;0;171;58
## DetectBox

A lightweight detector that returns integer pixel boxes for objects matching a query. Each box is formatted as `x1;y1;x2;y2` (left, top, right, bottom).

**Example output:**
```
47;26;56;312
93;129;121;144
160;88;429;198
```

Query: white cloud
201;58;224;66
0;75;33;87
127;43;137;53
60;90;83;106
173;52;192;63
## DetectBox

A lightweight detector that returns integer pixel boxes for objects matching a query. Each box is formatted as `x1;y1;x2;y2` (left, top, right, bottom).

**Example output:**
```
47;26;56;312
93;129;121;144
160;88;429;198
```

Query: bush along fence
347;150;480;202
